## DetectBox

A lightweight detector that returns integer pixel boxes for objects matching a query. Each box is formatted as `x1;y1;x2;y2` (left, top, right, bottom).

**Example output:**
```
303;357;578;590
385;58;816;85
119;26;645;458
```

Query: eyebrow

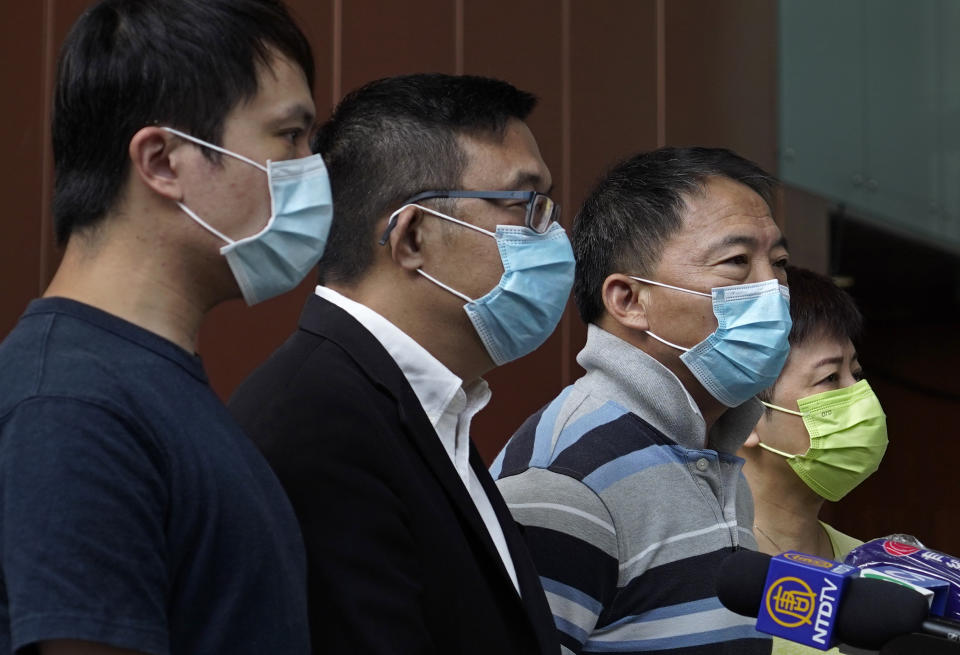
811;355;844;369
505;171;550;194
269;103;315;129
703;233;790;257
704;234;757;257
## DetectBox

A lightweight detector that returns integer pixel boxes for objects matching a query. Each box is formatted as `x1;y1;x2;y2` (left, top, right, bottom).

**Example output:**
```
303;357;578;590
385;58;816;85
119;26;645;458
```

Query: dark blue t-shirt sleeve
1;397;170;655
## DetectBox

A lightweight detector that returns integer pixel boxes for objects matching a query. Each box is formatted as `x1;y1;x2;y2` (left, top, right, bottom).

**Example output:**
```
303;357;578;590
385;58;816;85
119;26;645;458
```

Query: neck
44;227;226;353
601;317;726;442
743;453;830;558
327;276;491;383
687;382;727;436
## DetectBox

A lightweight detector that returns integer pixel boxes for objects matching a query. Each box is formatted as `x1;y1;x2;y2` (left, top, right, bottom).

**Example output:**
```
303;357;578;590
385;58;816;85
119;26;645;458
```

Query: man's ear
383;206;426;271
128;126;187;201
601;274;649;332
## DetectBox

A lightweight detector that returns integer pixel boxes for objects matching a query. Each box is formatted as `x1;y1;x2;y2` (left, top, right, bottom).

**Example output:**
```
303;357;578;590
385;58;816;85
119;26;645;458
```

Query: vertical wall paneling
663;0;778;173
454;0;464;74
339;0;456;95
39;1;55;294
656;0;666;147
0;3;46;336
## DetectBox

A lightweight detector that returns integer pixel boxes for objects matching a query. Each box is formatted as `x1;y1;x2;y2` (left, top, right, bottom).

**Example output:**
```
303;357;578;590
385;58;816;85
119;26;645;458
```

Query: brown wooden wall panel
663;0;778;173
569;0;660;203
1;1;100;337
463;0;564;175
0;3;47;337
340;0;456;92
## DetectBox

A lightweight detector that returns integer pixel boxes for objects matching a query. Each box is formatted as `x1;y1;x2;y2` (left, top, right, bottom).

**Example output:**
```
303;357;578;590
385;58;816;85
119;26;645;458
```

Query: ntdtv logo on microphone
756;552;857;650
766;577;816;627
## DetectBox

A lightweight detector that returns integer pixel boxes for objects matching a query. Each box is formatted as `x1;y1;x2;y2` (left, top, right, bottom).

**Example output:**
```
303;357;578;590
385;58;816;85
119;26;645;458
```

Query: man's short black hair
312;73;537;285
758;265;863;405
52;0;314;246
572;146;778;324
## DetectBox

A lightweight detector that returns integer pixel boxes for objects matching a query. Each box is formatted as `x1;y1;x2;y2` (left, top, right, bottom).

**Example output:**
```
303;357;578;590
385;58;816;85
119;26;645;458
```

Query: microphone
717;549;930;650
845;537;960;621
880;632;960;654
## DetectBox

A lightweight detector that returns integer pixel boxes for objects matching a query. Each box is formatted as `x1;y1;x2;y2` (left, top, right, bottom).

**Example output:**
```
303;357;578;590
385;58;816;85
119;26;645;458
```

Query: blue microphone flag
755;551;858;650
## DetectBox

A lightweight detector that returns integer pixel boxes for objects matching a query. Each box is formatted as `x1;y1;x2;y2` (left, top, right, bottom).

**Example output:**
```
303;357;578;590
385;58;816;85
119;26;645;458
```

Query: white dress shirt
315;286;520;594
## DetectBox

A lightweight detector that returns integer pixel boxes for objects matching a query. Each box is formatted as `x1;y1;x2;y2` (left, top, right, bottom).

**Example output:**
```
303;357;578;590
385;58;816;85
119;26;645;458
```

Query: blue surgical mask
163;127;333;305
631;276;792;407
391;203;575;366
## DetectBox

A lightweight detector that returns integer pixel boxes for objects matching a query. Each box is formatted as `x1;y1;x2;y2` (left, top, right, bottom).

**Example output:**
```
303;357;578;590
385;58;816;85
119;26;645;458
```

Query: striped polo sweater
492;325;771;654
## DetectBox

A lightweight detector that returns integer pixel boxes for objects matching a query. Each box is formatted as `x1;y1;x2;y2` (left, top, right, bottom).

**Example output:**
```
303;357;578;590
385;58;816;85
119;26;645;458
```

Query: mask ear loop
163;126;274;248
644;329;691;353
417;269;474;303
175;201;233;245
628;275;712;351
162;127;268;172
757;441;797;459
756;401;807;458
380;203;493;305
628;275;712;297
759;400;805;416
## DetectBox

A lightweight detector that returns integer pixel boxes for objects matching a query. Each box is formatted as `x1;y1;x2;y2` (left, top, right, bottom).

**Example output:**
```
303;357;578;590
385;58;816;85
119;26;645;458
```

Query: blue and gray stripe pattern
493;326;769;654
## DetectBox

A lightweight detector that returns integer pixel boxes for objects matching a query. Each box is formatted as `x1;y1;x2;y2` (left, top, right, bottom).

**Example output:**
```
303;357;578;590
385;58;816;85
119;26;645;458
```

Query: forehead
785;333;856;370
670;175;780;251
457;119;551;191
227;51;315;127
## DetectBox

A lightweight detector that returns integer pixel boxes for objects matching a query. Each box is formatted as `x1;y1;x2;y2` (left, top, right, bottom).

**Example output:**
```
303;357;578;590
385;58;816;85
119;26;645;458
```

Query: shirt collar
314;286;490;427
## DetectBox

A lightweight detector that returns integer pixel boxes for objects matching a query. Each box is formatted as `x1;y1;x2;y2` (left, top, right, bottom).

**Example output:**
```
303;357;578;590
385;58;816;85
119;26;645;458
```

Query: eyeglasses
378;189;560;244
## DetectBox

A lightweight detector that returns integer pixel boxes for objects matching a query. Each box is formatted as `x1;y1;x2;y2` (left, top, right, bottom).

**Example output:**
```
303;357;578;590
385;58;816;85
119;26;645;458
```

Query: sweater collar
575;324;762;452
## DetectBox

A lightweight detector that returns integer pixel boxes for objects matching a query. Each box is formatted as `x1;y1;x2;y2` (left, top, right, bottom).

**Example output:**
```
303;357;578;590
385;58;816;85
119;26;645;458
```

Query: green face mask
758;379;888;501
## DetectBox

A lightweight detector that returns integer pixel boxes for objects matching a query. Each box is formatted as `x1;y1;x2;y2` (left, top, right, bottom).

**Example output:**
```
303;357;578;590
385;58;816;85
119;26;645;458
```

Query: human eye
279;127;305;144
773;255;789;269
852;368;865;381
721;254;749;266
493;195;527;210
816;372;840;386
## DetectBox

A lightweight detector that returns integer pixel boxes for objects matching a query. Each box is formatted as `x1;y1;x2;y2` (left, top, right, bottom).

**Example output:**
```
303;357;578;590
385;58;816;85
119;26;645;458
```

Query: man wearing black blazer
229;74;574;654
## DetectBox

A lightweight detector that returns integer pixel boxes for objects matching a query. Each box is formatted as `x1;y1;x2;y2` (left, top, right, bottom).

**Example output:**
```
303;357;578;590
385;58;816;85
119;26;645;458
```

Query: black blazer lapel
471;446;561;654
298;295;527;601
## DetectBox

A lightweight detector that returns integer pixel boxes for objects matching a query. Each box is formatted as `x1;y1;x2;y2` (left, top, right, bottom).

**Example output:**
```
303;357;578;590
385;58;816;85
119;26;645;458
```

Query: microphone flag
845;538;960;621
756;551;858;650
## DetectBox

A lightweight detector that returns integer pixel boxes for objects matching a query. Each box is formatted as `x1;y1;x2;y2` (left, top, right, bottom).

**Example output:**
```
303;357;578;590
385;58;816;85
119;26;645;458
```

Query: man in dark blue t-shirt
0;2;332;654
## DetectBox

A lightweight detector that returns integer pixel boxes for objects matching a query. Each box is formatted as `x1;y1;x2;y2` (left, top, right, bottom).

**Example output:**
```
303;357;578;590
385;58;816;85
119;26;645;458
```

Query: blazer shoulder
230;330;401;451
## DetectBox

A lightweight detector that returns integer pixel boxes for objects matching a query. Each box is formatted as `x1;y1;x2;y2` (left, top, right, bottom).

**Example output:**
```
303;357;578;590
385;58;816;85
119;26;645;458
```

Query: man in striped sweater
493;147;793;654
